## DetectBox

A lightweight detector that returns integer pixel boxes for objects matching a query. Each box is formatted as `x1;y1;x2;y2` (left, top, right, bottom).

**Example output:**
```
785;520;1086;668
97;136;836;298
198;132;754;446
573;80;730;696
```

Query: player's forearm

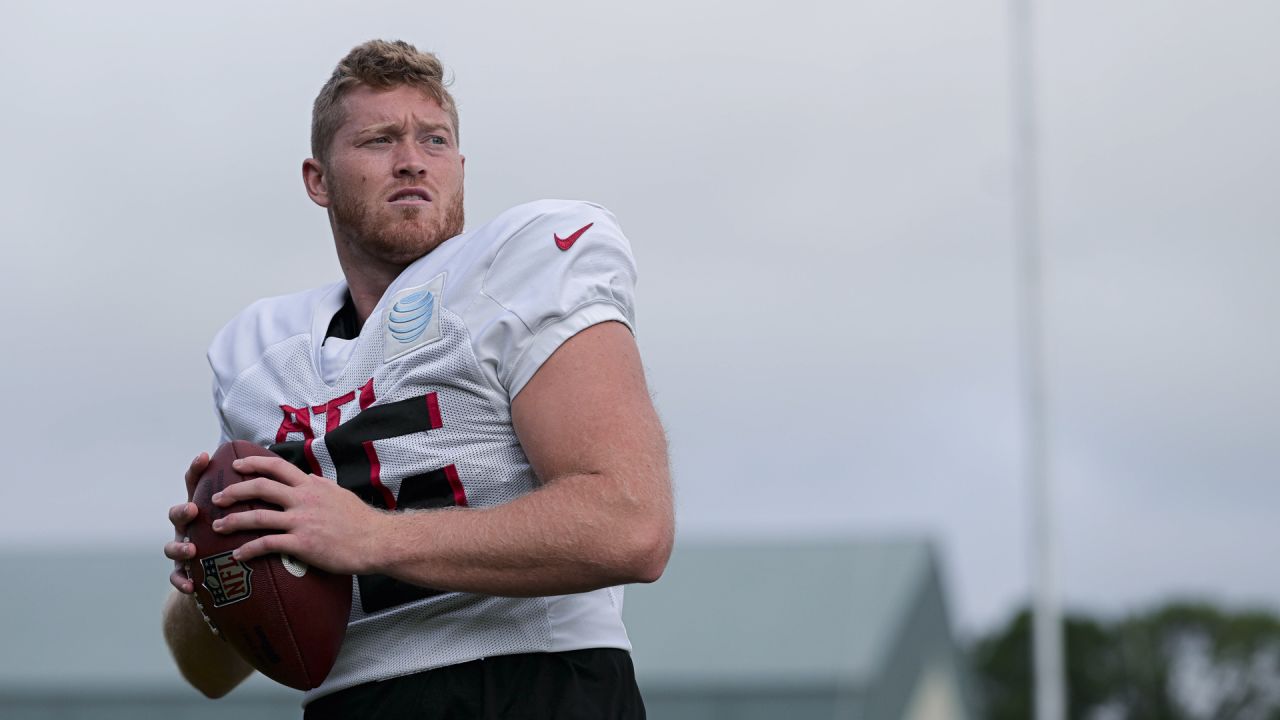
368;469;673;597
162;590;253;698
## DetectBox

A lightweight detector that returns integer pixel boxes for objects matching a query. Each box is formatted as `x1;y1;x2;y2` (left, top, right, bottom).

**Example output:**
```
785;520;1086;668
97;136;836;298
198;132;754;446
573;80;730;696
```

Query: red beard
330;181;465;266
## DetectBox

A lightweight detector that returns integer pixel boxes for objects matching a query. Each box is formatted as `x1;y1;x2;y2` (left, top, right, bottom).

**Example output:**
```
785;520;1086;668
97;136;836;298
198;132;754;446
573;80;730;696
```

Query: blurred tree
970;602;1280;719
970;609;1118;719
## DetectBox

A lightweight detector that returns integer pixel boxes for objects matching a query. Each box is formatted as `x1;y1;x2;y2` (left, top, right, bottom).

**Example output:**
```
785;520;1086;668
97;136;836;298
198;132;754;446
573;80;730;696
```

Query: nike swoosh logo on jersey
554;222;593;251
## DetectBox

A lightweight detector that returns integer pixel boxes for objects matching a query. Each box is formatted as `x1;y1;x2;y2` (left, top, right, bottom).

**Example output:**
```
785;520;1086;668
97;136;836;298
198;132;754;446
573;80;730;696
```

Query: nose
394;144;428;178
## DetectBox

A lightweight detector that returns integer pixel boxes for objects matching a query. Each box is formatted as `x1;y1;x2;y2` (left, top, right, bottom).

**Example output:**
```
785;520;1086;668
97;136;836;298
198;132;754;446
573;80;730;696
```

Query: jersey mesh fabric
208;200;636;703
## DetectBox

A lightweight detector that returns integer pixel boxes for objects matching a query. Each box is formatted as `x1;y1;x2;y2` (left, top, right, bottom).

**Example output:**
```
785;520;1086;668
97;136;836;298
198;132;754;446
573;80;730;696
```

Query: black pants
304;649;646;719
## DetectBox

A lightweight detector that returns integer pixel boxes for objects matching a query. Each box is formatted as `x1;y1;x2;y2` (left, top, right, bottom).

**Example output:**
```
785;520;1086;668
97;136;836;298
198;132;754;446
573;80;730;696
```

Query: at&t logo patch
384;273;446;362
200;551;254;607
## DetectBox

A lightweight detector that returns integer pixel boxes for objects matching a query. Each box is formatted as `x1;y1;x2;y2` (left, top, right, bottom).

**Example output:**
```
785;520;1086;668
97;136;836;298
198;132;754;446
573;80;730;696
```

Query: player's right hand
165;452;210;594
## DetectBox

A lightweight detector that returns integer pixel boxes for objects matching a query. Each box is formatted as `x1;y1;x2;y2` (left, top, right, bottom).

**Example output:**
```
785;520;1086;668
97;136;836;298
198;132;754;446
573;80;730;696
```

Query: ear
302;158;330;208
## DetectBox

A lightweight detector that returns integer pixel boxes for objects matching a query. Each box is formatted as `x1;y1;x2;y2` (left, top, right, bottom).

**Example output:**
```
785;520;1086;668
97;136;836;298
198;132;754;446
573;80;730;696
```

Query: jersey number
270;390;465;613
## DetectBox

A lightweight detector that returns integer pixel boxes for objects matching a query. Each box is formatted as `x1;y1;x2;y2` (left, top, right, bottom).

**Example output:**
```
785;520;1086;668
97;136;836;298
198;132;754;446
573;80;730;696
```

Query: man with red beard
161;39;672;719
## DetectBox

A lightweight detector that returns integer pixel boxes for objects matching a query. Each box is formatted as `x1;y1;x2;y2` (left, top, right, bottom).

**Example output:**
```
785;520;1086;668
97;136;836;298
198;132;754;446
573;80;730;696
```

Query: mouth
388;188;432;204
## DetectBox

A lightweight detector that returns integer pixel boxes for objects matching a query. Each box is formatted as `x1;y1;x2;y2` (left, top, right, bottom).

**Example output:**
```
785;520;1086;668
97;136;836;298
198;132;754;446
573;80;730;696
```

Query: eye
425;135;447;146
365;136;391;146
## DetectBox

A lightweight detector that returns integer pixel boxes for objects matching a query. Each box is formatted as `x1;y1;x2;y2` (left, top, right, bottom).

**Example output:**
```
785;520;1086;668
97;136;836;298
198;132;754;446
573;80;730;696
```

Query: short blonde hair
311;39;459;161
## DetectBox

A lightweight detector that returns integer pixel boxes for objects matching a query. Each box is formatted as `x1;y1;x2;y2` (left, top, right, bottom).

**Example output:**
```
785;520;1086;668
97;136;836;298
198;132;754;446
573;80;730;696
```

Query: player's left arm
216;320;673;596
514;320;674;586
380;318;672;594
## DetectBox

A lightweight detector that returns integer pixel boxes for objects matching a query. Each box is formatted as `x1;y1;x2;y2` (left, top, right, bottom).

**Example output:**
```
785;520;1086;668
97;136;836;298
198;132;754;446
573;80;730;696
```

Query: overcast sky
1;0;1276;634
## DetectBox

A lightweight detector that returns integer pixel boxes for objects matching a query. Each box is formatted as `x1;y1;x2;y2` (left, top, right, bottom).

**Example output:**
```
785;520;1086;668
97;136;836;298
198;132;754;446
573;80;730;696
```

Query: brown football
185;440;352;691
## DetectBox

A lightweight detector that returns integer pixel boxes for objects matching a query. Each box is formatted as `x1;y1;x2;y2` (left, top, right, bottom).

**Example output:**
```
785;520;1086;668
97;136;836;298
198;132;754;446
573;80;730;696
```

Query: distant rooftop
625;539;939;688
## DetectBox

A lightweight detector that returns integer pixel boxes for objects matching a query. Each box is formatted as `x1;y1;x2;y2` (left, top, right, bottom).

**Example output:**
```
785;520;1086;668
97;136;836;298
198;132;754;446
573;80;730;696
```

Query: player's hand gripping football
208;455;382;575
164;452;210;594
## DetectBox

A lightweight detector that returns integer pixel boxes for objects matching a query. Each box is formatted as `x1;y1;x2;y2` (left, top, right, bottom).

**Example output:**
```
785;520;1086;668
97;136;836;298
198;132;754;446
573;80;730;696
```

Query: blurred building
0;540;973;719
627;540;976;720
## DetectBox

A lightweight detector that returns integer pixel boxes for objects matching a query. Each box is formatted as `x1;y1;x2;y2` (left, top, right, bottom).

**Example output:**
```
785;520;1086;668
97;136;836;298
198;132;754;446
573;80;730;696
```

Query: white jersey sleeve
459;200;637;399
207;283;345;445
212;379;233;444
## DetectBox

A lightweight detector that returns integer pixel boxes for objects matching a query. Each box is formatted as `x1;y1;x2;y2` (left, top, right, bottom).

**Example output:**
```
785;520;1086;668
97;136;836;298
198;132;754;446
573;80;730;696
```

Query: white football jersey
206;200;638;701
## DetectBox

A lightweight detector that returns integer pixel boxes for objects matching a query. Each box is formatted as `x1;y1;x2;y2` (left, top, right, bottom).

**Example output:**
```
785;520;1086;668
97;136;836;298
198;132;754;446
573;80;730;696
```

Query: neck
333;234;410;326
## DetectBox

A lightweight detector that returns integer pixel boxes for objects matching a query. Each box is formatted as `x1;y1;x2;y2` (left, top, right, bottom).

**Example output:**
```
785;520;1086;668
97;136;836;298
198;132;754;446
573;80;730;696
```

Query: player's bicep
511;321;668;493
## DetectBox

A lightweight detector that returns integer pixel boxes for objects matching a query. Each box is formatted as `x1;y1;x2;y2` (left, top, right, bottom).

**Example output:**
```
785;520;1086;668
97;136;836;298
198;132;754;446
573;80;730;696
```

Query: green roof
625;539;939;688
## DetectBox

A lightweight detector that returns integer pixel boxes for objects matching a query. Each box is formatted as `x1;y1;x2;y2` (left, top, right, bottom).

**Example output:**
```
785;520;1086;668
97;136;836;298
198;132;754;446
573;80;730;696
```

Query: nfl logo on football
200;551;254;607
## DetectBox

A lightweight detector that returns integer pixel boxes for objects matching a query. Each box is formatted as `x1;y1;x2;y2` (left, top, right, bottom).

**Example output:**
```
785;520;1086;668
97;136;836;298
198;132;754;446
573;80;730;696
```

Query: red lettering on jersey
362;440;397;509
313;390;356;433
301;440;321;475
276;405;322;474
358;377;376;410
425;392;443;429
444;464;468;507
275;405;315;443
279;379;376;442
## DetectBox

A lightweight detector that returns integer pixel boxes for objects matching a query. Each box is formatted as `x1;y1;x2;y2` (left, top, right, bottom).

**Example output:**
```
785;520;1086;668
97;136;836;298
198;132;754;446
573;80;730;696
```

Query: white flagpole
1008;0;1065;719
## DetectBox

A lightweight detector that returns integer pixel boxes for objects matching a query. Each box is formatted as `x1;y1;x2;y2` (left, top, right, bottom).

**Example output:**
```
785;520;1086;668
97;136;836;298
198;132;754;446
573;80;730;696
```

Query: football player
161;39;672;719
